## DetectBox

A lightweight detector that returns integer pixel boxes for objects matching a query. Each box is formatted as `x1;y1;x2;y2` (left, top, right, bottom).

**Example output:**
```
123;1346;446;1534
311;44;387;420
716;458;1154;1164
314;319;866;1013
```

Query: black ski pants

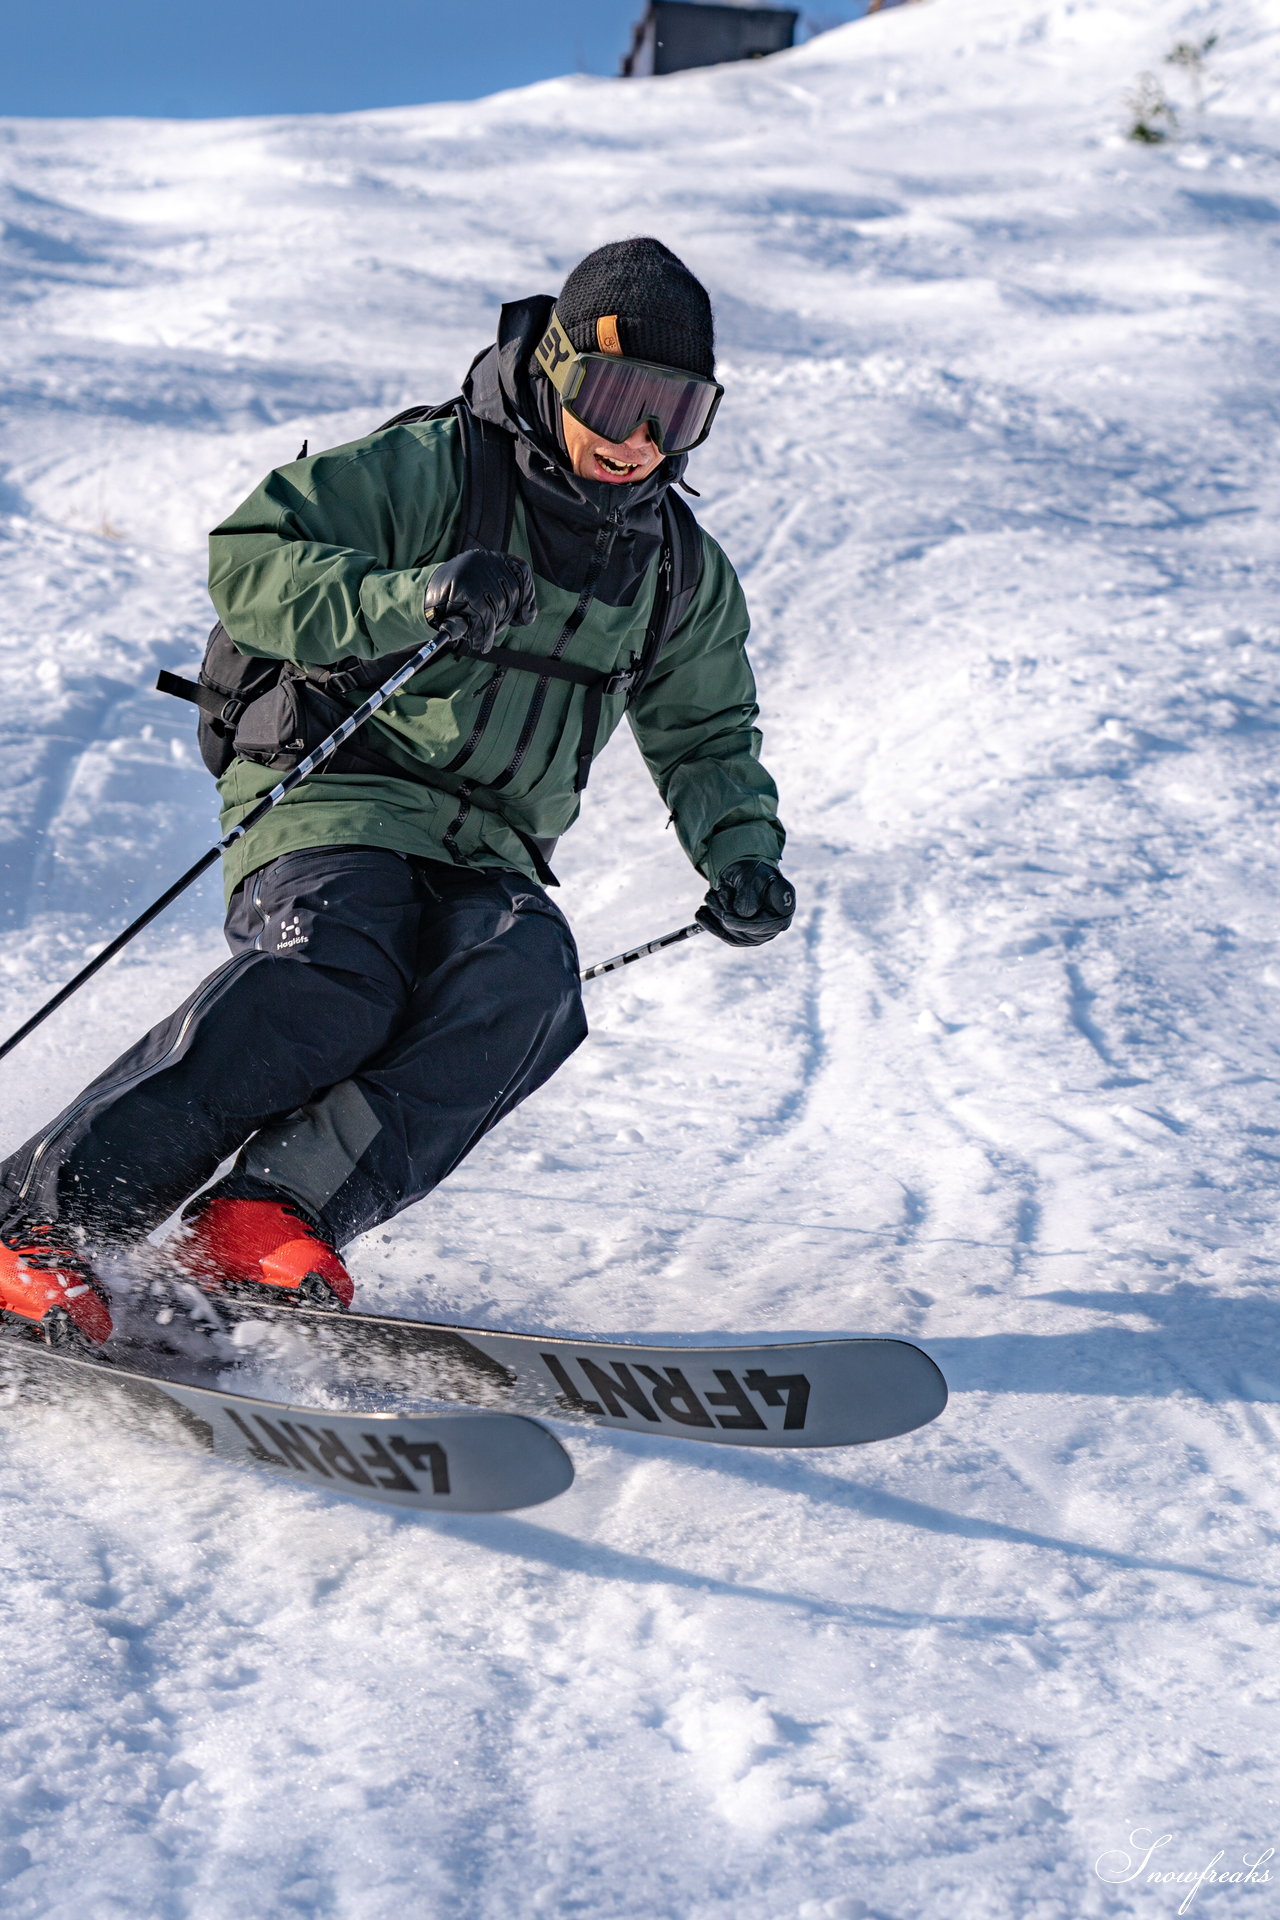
0;848;587;1248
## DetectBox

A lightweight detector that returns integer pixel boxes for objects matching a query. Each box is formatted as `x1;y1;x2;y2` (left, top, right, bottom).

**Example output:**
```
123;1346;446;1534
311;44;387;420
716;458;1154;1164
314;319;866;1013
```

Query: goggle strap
534;310;576;395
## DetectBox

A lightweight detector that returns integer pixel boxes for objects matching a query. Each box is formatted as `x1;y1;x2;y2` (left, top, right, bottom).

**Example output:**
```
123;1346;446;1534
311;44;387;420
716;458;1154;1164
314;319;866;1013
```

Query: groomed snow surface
3;0;1280;1912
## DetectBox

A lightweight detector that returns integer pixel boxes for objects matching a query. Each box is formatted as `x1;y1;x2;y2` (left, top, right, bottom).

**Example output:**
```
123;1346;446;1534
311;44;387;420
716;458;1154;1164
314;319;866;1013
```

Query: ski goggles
534;308;723;455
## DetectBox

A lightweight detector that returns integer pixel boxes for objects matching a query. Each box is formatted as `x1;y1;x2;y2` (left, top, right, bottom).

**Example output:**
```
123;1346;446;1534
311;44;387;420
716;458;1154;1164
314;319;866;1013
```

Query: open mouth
595;451;643;478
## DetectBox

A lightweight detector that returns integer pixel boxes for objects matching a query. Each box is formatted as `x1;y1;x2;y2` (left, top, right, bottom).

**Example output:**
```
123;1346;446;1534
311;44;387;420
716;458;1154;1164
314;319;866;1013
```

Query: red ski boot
176;1198;353;1310
0;1223;113;1348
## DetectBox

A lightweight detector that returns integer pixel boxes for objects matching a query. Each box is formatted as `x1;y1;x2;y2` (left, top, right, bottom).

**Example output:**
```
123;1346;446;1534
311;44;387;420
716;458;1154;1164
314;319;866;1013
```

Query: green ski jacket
207;299;784;901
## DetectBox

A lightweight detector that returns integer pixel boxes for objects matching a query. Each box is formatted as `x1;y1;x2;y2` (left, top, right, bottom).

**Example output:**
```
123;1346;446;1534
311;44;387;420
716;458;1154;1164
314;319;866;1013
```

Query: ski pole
0;620;466;1066
581;920;702;980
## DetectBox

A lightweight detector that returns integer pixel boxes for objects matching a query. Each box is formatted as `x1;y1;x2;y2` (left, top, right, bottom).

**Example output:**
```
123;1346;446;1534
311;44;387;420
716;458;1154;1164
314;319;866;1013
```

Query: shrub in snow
1165;31;1219;112
1125;72;1178;144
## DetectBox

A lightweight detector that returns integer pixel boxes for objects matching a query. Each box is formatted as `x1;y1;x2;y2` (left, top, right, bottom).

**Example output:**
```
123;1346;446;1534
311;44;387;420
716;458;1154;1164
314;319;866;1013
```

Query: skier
0;238;794;1347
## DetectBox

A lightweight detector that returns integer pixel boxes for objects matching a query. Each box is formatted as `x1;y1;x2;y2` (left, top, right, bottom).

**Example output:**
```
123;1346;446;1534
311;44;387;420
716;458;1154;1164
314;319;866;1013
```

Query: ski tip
823;1338;948;1445
429;1410;575;1511
900;1342;948;1432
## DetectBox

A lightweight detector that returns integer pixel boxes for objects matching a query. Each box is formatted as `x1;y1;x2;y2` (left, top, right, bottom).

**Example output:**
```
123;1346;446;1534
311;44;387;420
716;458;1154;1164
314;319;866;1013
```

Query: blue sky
0;0;860;119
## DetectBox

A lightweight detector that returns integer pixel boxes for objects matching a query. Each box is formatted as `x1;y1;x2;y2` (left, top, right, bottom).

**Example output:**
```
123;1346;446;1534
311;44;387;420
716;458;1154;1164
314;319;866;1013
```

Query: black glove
423;549;537;656
696;859;796;947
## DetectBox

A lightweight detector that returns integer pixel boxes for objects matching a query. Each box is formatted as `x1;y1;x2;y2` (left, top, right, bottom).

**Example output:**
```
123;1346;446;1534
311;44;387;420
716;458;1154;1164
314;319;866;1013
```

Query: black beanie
556;237;715;379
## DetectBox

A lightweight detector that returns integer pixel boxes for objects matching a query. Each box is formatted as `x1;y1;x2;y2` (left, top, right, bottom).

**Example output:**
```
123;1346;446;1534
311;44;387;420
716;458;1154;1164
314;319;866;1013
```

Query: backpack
157;399;704;825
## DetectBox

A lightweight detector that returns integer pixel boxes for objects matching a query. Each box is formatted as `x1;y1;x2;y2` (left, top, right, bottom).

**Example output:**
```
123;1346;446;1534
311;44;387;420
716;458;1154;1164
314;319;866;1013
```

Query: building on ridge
621;0;800;78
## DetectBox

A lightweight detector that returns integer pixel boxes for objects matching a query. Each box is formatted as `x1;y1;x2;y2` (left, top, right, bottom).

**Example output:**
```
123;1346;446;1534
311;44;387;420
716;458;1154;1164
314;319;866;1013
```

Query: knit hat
555;238;715;379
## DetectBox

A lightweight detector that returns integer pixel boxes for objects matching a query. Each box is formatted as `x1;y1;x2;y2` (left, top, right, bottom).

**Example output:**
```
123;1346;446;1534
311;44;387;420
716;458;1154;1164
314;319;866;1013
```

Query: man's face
560;405;665;485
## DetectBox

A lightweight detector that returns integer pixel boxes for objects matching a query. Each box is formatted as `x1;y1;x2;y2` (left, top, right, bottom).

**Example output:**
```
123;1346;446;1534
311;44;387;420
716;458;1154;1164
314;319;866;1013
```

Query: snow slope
3;0;1280;1912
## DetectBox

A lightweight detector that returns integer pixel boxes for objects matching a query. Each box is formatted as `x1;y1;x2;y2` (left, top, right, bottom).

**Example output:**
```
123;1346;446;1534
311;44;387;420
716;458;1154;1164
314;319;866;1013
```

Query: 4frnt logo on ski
540;1351;811;1431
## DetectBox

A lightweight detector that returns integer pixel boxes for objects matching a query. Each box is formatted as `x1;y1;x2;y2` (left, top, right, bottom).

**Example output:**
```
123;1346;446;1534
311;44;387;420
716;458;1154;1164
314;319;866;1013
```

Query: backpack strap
155;668;230;722
377;398;515;555
454;403;517;554
376;400;460;431
628;489;703;704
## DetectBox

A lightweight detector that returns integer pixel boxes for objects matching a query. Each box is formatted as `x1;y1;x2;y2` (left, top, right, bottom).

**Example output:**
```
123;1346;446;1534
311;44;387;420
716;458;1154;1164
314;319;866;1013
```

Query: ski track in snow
3;0;1280;1913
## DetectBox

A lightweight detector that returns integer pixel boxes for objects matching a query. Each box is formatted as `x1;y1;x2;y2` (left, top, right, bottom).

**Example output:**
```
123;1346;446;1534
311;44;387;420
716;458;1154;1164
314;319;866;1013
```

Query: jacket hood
461;295;686;541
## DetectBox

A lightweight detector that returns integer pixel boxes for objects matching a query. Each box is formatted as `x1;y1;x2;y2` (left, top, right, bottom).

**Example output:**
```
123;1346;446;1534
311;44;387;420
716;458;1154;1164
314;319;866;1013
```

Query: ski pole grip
428;614;470;647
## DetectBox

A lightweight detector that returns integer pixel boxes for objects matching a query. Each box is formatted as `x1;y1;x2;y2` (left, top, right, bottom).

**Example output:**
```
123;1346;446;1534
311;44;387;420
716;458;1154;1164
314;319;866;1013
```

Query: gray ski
0;1340;574;1511
191;1299;948;1449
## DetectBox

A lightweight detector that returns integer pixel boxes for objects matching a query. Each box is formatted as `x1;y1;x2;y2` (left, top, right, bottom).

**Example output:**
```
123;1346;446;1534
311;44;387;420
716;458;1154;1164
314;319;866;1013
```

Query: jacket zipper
13;950;260;1207
444;668;507;773
487;512;620;793
442;780;474;866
